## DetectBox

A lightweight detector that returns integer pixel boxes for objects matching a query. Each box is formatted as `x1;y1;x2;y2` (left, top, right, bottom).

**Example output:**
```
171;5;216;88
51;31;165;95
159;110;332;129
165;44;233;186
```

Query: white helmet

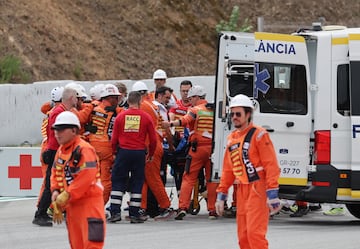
89;84;104;101
52;111;80;129
153;69;167;79
89;86;97;100
51;86;64;102
229;94;254;109
187;85;206;98
65;82;87;98
100;84;120;98
132;81;148;92
78;84;88;99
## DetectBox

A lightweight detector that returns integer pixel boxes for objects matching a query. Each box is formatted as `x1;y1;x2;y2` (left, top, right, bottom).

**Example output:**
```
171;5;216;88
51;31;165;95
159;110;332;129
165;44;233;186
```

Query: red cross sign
8;154;43;190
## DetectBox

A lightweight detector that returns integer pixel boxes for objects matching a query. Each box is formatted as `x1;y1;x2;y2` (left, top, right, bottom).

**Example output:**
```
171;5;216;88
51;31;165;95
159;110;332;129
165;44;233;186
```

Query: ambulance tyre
345;204;360;219
188;200;200;215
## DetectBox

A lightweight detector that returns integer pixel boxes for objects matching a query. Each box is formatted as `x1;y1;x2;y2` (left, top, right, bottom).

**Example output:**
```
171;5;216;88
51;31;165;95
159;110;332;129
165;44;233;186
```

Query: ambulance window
350;61;360;115
228;74;253;97
337;64;350;116
274;66;291;89
228;63;254;97
255;63;307;115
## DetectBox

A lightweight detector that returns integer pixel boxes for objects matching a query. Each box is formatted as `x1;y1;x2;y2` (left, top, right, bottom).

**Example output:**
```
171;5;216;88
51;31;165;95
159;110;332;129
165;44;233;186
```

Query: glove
215;192;227;216
52;201;64;224
266;189;282;215
56;191;70;207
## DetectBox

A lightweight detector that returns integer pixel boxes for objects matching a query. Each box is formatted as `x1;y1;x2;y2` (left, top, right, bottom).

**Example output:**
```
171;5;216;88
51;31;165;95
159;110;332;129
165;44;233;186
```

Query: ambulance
211;23;360;218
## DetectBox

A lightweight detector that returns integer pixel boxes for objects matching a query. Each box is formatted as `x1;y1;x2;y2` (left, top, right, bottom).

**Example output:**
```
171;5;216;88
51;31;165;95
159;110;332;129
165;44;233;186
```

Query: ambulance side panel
330;34;352;201
349;32;360;199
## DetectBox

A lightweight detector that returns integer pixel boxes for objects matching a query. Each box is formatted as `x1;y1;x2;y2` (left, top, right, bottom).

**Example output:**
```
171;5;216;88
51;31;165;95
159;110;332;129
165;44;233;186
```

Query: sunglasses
138;90;148;95
230;112;242;118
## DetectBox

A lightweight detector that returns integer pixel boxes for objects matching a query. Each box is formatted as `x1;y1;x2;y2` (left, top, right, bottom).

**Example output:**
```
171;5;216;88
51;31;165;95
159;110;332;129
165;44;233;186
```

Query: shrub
216;6;253;33
0;55;21;83
73;61;83;80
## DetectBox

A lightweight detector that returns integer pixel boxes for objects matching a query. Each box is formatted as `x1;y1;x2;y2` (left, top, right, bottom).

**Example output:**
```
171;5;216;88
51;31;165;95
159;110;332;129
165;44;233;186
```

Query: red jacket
111;107;157;157
46;103;66;150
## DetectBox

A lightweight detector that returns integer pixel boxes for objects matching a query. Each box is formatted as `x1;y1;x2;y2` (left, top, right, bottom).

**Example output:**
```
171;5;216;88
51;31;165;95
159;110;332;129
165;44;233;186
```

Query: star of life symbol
253;63;270;98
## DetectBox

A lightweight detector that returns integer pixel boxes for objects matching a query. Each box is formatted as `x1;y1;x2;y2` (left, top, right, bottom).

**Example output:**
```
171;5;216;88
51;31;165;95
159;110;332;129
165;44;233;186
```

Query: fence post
257;16;264;32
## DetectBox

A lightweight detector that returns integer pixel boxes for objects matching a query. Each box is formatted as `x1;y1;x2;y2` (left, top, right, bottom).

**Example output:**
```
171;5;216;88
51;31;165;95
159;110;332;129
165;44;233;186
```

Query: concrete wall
0;76;215;146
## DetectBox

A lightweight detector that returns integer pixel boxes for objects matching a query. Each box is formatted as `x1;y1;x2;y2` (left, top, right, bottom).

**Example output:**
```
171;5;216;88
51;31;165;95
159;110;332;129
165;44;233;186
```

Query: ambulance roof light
312;22;322;31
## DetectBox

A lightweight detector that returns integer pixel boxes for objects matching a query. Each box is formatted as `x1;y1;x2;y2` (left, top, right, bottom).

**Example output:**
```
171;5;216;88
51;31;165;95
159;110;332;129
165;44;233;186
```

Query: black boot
290;206;309;217
32;211;53;226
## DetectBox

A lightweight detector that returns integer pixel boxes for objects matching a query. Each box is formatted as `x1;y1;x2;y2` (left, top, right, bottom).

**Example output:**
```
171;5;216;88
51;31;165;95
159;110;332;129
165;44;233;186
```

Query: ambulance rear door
253;33;312;191
211;32;255;181
349;31;360;199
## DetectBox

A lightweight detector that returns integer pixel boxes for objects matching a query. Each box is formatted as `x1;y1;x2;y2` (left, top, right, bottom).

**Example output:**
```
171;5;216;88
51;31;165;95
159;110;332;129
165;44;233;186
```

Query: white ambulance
211;23;360;218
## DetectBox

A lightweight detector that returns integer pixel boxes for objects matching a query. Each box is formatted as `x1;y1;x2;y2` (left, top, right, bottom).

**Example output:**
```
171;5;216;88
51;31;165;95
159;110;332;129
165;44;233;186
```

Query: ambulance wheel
188;200;200;215
346;204;360;219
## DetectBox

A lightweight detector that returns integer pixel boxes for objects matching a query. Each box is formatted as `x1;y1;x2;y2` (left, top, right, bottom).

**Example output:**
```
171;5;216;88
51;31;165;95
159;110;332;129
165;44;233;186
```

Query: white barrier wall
0;76;215;146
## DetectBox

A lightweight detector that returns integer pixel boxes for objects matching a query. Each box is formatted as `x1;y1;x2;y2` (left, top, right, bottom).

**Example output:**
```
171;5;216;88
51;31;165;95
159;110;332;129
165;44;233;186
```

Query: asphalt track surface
1;190;360;249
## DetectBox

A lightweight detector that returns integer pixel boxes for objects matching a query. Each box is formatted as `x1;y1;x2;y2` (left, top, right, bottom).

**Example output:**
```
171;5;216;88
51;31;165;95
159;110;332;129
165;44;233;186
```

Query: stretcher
167;151;207;215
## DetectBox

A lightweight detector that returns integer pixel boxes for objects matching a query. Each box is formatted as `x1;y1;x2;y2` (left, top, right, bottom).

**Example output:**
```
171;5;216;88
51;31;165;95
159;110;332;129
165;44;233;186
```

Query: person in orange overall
223;184;238;218
87;84;123;205
50;111;105;249
37;86;64;209
162;85;219;220
168;80;192;195
147;86;174;217
215;94;281;249
108;91;157;223
132;81;174;219
41;101;53;115
89;84;104;105
80;84;104;142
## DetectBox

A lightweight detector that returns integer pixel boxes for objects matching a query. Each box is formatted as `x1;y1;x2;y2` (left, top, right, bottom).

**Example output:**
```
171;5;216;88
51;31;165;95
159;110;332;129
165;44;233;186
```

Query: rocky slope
0;0;358;82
